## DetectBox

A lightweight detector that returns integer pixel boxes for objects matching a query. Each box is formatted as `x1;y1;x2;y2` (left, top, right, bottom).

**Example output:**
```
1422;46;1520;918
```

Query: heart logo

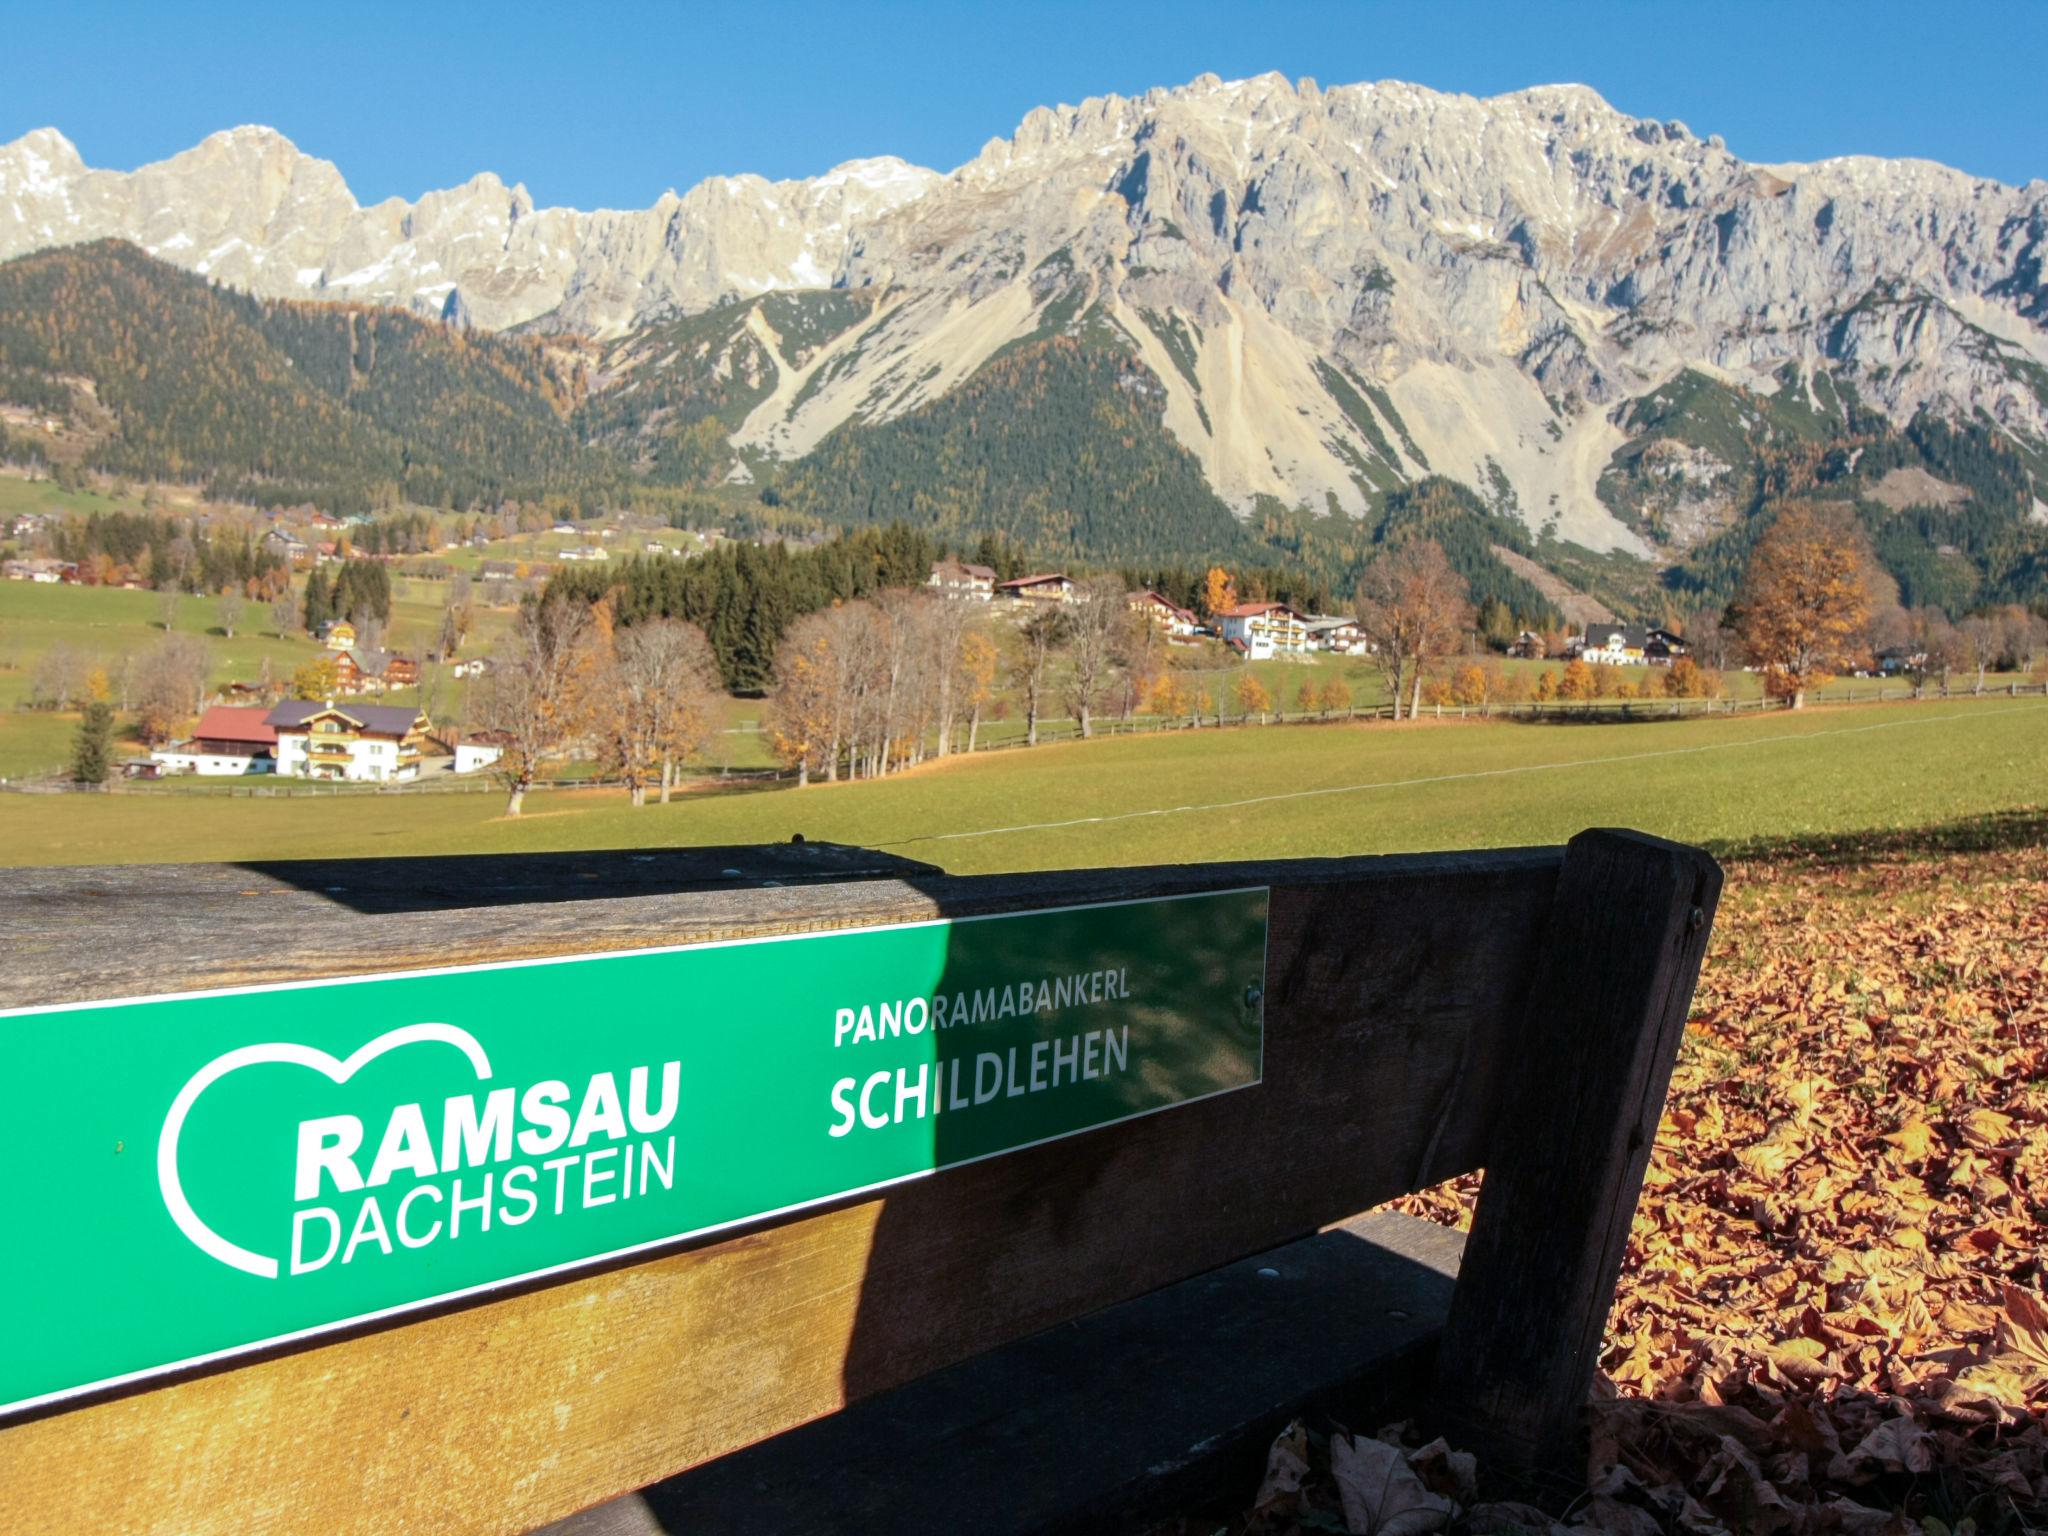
157;1023;493;1278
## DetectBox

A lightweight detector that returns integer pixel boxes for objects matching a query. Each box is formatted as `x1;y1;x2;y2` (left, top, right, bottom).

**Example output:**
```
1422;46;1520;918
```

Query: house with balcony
997;573;1075;604
927;560;997;600
1215;602;1311;659
267;701;429;782
1303;616;1368;655
1127;589;1200;641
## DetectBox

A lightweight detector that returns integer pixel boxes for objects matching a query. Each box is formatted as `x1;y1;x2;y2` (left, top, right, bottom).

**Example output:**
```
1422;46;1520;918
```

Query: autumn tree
1202;566;1237;620
954;628;998;755
1294;679;1318;716
132;634;211;744
595;618;721;806
270;588;298;637
1353;540;1473;721
1232;671;1272;720
1558;658;1595;701
1315;675;1351;717
289;655;339;701
471;598;595;815
217;589;243;639
1732;503;1875;709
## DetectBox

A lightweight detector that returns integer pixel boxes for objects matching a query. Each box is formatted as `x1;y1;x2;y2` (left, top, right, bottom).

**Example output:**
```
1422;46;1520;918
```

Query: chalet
318;619;358;653
998;573;1075;604
1303;616;1367;655
3;558;75;583
149;706;277;776
479;560;519;581
1510;630;1547;660
1576;625;1687;667
1127;589;1199;640
268;701;429;782
1215;602;1311;659
551;522;580;536
559;546;609;563
450;656;494;680
928;560;998;601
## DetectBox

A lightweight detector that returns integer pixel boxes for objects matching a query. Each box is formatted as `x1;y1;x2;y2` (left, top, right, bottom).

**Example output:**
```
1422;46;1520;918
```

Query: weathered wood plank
540;1210;1465;1536
1428;828;1722;1468
0;846;1562;1536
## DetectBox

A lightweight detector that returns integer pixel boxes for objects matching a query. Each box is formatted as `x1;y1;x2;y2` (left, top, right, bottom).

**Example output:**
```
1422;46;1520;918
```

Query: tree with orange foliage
1202;566;1237;619
1315;676;1352;717
1232;671;1272;720
1558;657;1594;701
1293;679;1318;717
1353;540;1472;720
1733;502;1875;709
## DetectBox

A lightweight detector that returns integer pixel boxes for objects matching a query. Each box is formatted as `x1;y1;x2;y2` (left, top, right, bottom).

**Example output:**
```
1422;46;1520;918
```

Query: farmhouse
1577;625;1688;666
1303;616;1367;655
1215;602;1311;659
318;619;358;652
997;573;1075;604
149;706;277;776
927;560;997;601
1127;590;1200;640
268;701;429;782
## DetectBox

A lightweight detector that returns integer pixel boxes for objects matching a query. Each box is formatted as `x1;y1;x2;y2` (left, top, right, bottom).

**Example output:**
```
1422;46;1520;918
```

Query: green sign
0;888;1267;1417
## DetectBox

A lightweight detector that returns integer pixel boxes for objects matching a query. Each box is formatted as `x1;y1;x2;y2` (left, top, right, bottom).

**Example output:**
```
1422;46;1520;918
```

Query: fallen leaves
1179;831;2048;1534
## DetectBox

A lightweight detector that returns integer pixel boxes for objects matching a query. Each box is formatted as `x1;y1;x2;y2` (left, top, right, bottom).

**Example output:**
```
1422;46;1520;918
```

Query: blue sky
9;1;2044;206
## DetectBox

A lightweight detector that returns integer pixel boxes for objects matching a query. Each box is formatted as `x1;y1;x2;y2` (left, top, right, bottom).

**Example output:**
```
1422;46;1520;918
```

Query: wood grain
1429;828;1723;1469
1;845;1564;1536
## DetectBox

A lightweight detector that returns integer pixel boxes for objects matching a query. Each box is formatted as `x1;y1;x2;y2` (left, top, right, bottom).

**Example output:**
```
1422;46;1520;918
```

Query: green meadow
3;695;2040;872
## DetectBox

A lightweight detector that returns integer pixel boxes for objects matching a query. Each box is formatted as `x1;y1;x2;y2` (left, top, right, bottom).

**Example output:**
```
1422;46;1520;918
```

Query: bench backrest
0;828;1719;1536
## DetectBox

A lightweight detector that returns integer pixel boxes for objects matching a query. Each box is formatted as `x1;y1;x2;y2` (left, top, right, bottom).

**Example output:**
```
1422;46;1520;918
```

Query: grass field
3;695;2040;870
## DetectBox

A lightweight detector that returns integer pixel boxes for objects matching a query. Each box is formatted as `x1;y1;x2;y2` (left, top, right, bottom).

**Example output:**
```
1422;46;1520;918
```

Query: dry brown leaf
1330;1432;1453;1536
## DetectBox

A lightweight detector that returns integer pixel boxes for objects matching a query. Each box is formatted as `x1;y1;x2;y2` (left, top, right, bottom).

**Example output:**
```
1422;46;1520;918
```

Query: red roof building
190;707;277;754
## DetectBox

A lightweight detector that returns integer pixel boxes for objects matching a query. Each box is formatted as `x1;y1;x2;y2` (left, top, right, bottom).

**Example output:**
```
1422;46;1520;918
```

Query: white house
452;731;508;774
1215;602;1311;659
1303;616;1368;655
149;706;276;776
268;701;428;782
1127;589;1200;641
1575;625;1688;667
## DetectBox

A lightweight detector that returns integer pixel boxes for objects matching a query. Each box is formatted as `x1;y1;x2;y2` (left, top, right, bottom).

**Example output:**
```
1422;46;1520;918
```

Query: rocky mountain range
4;72;2047;561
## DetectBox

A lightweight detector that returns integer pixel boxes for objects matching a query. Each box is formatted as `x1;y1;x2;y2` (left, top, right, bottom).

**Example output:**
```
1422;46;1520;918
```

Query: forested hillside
0;241;616;512
776;333;1254;566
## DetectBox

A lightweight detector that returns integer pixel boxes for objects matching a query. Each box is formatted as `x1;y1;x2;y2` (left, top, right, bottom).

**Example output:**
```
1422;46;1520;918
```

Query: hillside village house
1576;624;1688;666
149;706;277;776
330;648;421;695
1216;602;1311;659
927;560;997;600
2;557;75;583
997;573;1076;604
269;701;429;782
1127;589;1200;641
1303;616;1368;655
318;619;358;652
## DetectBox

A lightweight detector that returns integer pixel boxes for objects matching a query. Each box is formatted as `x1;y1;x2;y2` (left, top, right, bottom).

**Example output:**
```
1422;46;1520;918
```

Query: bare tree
1063;578;1126;739
132;634;212;743
601;619;722;806
1354;540;1472;720
471;599;594;815
217;589;244;639
1010;606;1070;747
270;588;298;638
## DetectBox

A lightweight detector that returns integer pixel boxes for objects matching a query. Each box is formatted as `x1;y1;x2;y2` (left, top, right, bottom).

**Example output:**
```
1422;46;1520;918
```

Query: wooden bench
0;829;1719;1536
